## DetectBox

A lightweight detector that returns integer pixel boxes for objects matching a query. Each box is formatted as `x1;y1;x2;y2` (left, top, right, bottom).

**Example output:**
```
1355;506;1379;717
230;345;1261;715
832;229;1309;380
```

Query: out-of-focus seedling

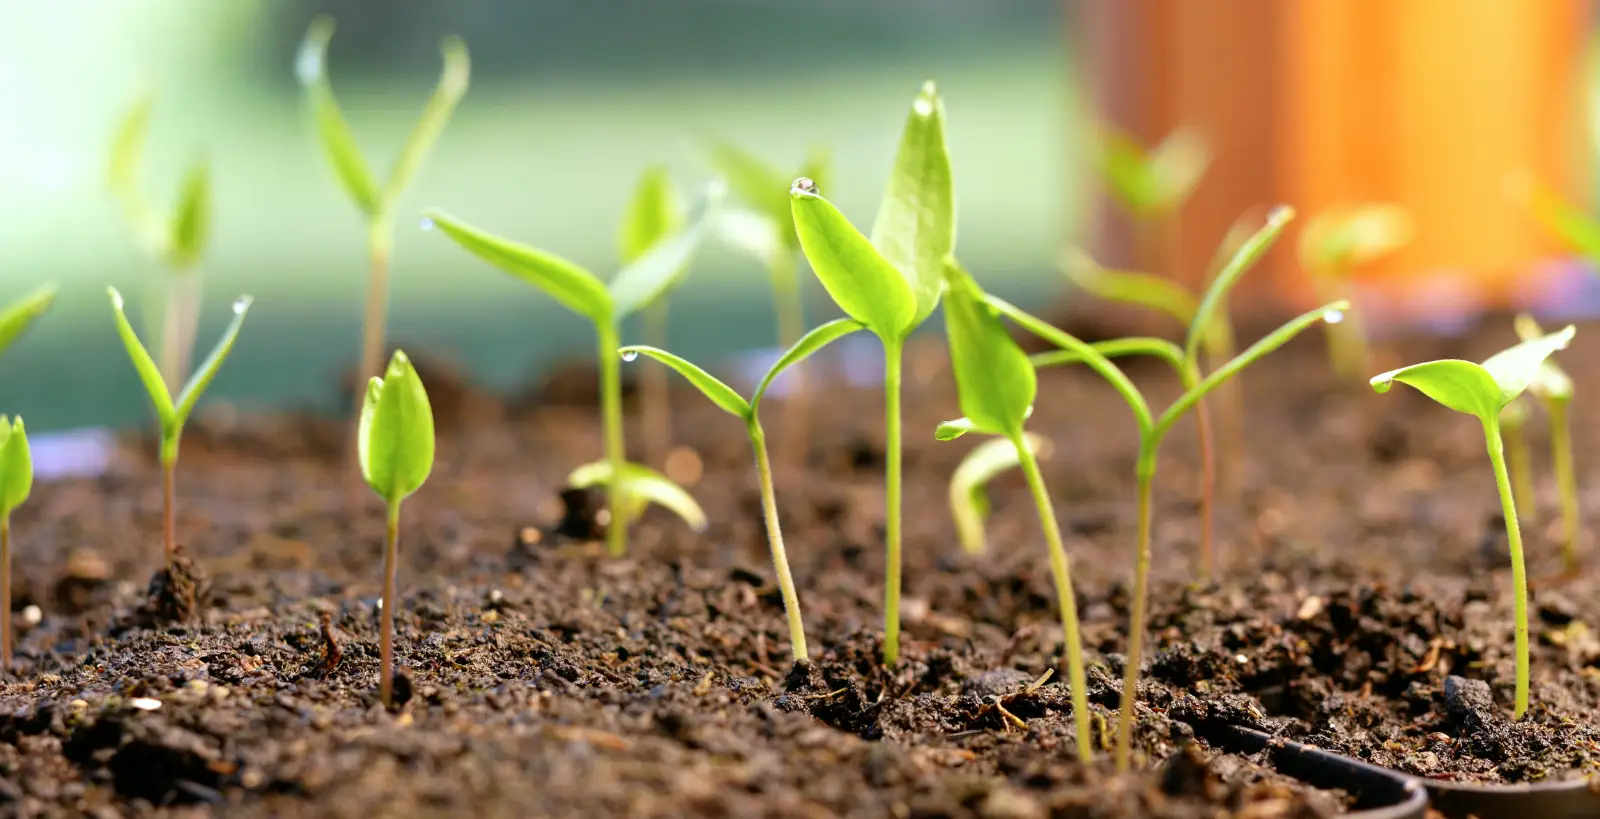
1371;324;1576;719
619;317;869;661
1514;314;1580;576
297;16;469;443
108;94;213;394
358;350;435;707
789;80;953;666
620;167;688;467
935;260;1094;760
1094;125;1209;263
108;287;252;565
0;417;30;672
1499;398;1536;520
949;434;1046;556
1298;204;1411;380
1506;171;1600;267
425;186;716;557
0;286;58;357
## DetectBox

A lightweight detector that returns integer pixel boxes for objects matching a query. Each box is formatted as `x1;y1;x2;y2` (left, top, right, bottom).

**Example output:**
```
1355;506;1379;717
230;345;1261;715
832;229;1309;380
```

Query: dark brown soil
2;314;1599;816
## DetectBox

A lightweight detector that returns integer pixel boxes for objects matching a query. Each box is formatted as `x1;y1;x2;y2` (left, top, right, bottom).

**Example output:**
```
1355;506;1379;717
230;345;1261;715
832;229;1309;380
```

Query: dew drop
1266;204;1296;227
912;95;934;116
232;296;252;315
790;177;819;197
1322;309;1345;325
620;350;639;362
294;45;323;85
419;216;435;231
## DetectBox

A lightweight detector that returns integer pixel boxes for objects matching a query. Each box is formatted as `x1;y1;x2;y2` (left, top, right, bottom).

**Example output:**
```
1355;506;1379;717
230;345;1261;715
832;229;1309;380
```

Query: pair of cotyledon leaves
108;96;211;271
1372;325;1576;424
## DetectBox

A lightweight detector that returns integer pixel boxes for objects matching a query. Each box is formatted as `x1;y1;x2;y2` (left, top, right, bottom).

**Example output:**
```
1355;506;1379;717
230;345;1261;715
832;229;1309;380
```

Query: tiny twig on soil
320;611;343;676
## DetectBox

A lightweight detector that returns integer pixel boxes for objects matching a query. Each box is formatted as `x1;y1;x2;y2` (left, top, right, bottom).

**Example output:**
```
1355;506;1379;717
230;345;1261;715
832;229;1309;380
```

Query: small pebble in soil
1444;675;1497;729
129;697;162;711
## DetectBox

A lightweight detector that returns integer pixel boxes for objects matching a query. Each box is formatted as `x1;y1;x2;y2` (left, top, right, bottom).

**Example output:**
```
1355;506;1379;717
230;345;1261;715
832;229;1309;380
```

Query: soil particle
139;548;209;626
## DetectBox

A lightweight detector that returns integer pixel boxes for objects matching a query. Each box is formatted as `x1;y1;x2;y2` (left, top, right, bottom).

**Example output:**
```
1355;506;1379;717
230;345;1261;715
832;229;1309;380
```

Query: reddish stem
379;505;399;707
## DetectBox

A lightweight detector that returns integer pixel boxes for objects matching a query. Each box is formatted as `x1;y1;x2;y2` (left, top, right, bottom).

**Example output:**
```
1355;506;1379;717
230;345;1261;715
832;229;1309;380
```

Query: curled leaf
0;417;31;516
568;460;707;532
950;434;1045;555
359;350;436;505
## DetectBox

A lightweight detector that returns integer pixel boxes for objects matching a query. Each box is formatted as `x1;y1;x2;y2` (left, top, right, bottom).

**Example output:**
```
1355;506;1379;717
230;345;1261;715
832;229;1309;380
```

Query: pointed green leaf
798;145;831;205
1370;360;1503;419
1029;336;1186;376
1480;325;1576;406
1095;127;1156;216
0;285;58;357
359;350;436;505
1185;205;1294;363
172;295;253;426
935;416;978;441
382;34;470;206
167;160;210;270
619;166;686;264
751;317;867;412
1509;172;1600;265
608;184;717;320
425;209;613;323
949;433;1044;555
618;345;749;418
108;92;152;209
790;185;916;339
108;286;175;422
942;259;1034;438
0;418;31;516
872;80;955;327
568;460;707;532
709;142;791;235
1513;314;1573;401
1061;248;1198;324
297;16;383;217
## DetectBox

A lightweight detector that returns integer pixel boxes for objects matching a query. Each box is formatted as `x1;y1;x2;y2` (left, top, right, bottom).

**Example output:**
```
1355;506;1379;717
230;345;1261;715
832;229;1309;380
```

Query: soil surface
2;313;1600;817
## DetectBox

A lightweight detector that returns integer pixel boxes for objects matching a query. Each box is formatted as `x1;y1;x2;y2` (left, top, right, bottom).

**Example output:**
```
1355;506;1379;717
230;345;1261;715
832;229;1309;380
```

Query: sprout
619;167;688;467
935;259;1094;760
1513;314;1579;575
620;317;868;661
107;94;213;394
297;16;470;445
1094;125;1209;224
1371;325;1576;719
1298;204;1411;380
108;287;252;564
949;434;1046;556
0;285;58;357
789;81;953;666
425;186;717;557
0;417;30;672
1499;397;1536;520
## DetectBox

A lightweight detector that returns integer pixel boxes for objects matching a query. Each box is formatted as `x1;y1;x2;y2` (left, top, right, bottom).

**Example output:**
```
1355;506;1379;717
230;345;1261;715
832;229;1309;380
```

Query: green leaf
790;185;916;339
108;92;152;210
608;184;717;320
167;160;211;270
359;350;436;505
0;285;58;357
107;286;175;422
798;145;831;205
1095;126;1208;218
1507;172;1600;266
1374;322;1574;420
709;142;791;237
619;345;749;418
382;34;470;206
872;80;955;327
425;209;613;323
568;460;707;532
949;433;1043;555
172;295;253;426
1185;205;1294;363
1298;203;1411;275
751;317;867;412
1061;248;1198;324
1095;127;1156;216
942;258;1034;438
1513;314;1573;401
935;416;978;441
619;166;686;264
1029;336;1185;376
0;417;31;516
297;16;383;217
1480;325;1576;407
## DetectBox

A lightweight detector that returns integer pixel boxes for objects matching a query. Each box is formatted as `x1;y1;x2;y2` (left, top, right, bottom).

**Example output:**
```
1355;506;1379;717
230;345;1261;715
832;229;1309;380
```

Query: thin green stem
161;454;177;564
1505;416;1536;520
1;514;10;673
749;419;807;661
380;502;401;707
1550;400;1580;576
640;300;672;468
1484;420;1530;719
1015;436;1091;760
1116;449;1158;771
598;321;628;557
882;337;904;666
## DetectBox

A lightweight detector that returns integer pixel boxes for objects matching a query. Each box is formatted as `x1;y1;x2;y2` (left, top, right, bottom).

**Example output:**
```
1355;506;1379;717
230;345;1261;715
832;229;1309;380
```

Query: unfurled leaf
790;184;916;339
0;417;31;516
172;295;252;425
359;350;435;506
1514;314;1573;401
425;209;613;323
751;317;867;411
1370;326;1574;423
872;80;955;327
297;16;382;217
108;287;176;421
608;184;718;319
1029;336;1186;376
619;167;686;264
950;433;1044;555
935;416;979;441
1185;205;1293;362
568;460;707;532
942;259;1034;439
1481;326;1577;406
0;285;58;356
382;34;470;205
1299;203;1411;275
167;161;211;269
619;346;749;418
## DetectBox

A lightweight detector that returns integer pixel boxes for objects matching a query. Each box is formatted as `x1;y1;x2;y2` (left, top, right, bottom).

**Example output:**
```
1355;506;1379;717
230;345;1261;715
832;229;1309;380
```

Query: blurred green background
0;0;1080;431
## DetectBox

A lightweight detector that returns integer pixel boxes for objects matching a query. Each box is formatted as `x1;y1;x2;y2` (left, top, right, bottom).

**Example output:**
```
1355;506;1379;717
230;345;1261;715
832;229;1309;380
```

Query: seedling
0;285;58;357
0;417;30;672
358;350;435;707
108;287;252;564
296;17;469;445
1298;204;1411;380
789;80;953;666
949;434;1046;556
108;94;213;393
1094;125;1209;248
1514;314;1580;575
619;316;870;661
1506;171;1600;267
1371;324;1576;719
424;186;716;557
935;260;1093;759
1499;398;1536;520
620;167;688;466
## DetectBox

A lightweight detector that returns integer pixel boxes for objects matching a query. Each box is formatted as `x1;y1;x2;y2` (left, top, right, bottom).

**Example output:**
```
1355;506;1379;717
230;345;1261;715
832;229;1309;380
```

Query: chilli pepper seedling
1499;397;1537;521
1371;324;1576;719
949;434;1046;556
619;316;870;662
789;80;953;667
1093;124;1209;273
619;167;689;467
108;287;252;565
108;94;213;394
1297;204;1411;381
424;186;717;557
359;350;436;707
296;16;469;452
0;285;58;357
0;417;30;673
1513;314;1580;575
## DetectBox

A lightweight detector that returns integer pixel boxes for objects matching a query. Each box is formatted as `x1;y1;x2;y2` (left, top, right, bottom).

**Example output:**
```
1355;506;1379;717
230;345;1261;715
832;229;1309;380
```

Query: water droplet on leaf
790;177;819;197
419;216;435;231
1322;309;1345;325
621;350;639;362
294;47;323;85
1267;204;1296;227
912;95;934;116
232;296;251;315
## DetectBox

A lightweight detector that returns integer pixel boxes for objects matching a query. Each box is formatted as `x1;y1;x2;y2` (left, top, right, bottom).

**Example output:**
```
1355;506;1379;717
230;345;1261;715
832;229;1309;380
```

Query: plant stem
748;419;807;661
1550;400;1580;576
1015;436;1092;760
640;300;673;468
1;513;11;673
1194;392;1216;580
161;454;177;564
379;501;400;707
350;220;394;479
1505;415;1536;520
882;338;904;666
1483;421;1530;719
157;271;203;395
598;321;628;557
1116;450;1157;771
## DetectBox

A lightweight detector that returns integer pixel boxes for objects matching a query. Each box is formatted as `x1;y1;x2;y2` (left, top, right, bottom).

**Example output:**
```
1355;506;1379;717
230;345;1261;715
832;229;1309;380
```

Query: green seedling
620;317;870;661
424;187;717;557
620;167;688;467
1514;314;1580;575
566;458;708;534
1506;171;1600;267
1298;204;1411;380
0;285;58;357
949;434;1046;556
108;287;252;564
935;260;1094;759
108;94;213;394
789;80;953;666
1500;398;1536;520
297;17;470;443
1371;324;1576;719
0;417;30;672
358;350;435;707
1095;125;1209;228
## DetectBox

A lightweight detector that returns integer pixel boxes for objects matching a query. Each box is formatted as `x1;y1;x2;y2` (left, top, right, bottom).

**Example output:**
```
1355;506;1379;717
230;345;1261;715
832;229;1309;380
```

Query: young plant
0;417;30;672
108;94;213;394
1514;314;1580;576
1094;125;1208;281
1499;398;1536;520
424;187;716;557
620;167;688;467
1298;204;1411;380
0;285;58;357
788;80;953;666
358;350;435;707
108;287;252;565
1371;326;1575;718
619;316;871;661
949;434;1046;556
935;260;1094;760
1506;171;1600;267
296;17;470;440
